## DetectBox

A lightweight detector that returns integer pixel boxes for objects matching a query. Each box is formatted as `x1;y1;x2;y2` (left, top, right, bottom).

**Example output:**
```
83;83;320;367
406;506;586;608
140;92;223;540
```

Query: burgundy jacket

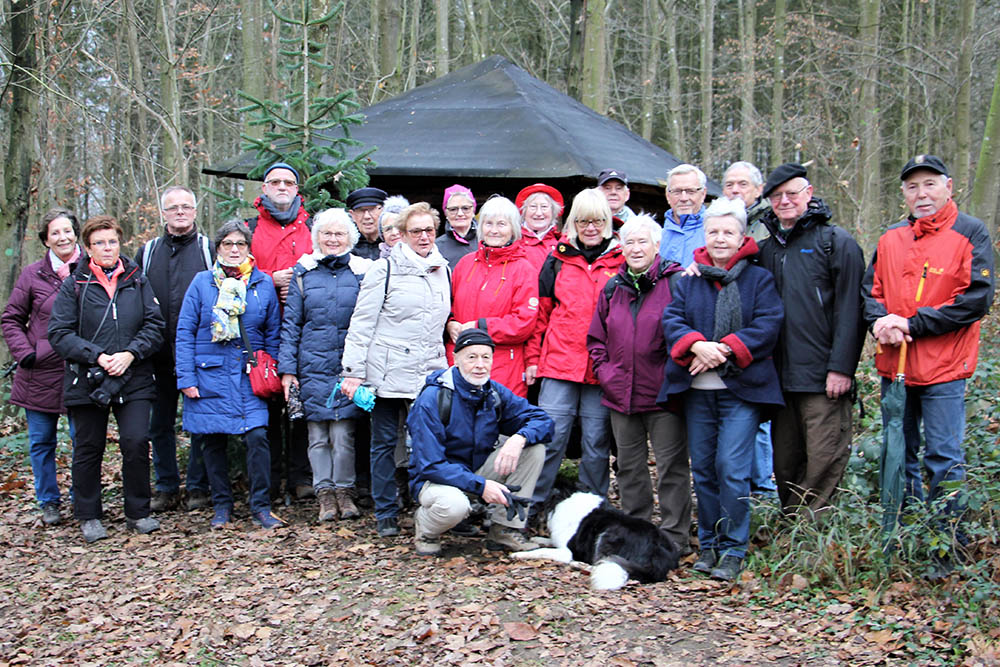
1;257;69;413
587;257;682;414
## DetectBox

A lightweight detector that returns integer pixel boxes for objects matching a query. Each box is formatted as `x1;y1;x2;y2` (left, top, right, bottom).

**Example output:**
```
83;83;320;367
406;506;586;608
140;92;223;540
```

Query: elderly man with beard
407;329;554;556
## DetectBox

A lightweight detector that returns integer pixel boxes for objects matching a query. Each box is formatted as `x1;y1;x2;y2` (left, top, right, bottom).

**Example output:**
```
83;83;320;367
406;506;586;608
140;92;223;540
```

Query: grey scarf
260;195;303;226
697;259;748;378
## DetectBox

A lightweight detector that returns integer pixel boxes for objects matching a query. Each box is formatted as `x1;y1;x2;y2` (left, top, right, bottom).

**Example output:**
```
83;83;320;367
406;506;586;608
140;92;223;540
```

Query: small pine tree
211;0;375;217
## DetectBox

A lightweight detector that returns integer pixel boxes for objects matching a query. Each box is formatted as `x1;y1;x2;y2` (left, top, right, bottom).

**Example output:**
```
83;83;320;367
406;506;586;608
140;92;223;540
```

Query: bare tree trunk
640;0;665;141
857;0;880;240
567;0;584;100
462;0;484;66
156;0;186;184
898;0;912;166
737;0;755;160
406;0;420;89
580;0;607;114
953;0;975;198
699;0;715;167
435;0;449;76
242;0;266;140
1;0;40;303
375;0;404;98
770;0;786;168
970;56;1000;239
664;0;684;157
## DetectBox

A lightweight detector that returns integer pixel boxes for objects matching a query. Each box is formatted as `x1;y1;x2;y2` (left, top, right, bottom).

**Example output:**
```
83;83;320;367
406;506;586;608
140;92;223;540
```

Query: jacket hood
692;236;760;270
663;206;706;232
474;239;525;263
761;197;832;238
616;256;682;291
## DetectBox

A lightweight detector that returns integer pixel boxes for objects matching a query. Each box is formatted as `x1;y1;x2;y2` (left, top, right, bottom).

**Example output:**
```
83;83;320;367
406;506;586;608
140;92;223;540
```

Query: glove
500;484;531;523
18;353;36;369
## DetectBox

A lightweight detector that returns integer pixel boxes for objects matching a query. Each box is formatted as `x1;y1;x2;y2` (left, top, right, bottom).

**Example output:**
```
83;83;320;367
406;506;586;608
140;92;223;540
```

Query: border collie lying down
513;491;680;590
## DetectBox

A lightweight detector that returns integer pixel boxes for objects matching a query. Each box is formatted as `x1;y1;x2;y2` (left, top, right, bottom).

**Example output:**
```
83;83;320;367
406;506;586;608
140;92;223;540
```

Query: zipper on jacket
915;261;929;302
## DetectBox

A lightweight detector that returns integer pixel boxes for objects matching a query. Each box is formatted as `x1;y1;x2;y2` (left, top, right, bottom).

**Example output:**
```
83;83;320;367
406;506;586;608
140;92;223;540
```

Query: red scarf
89;258;124;298
913;199;958;238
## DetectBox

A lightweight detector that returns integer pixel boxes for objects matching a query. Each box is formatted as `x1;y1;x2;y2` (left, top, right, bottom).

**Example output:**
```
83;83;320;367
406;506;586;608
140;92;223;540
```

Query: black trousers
69;400;152;521
266;399;311;493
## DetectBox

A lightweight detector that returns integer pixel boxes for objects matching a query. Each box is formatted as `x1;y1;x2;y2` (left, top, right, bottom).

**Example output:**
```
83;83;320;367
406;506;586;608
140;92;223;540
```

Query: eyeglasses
265;179;297;188
768;183;810;203
667;187;705;197
406;227;436;238
90;239;119;249
319;230;349;240
446;205;474;214
353;206;381;216
220;240;249;250
163;204;195;214
574;219;605;229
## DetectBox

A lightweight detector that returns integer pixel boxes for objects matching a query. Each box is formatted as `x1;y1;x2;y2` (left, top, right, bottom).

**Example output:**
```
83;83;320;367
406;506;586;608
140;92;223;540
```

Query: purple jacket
1;256;70;413
587;258;682;414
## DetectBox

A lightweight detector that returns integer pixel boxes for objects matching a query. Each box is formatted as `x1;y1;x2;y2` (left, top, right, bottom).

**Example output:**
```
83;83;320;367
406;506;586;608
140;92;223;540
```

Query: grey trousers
415;443;545;536
306;419;356;491
610;408;691;552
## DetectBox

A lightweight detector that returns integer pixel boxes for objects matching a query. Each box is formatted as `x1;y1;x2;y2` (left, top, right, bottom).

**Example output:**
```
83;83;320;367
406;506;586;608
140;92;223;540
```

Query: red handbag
239;316;283;399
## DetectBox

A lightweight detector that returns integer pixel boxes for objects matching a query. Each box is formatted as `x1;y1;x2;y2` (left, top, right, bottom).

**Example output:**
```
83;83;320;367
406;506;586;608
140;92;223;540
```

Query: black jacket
48;257;165;406
352;237;382;261
756;198;866;393
136;229;213;367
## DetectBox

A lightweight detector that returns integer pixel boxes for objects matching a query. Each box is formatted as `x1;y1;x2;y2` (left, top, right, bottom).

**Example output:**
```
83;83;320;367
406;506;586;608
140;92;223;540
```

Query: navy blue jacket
175;267;281;434
278;252;364;421
659;243;784;407
408;367;554;497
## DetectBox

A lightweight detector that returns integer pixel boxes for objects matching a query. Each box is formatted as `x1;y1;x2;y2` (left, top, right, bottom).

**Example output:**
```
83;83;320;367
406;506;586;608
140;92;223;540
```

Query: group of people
3;155;992;582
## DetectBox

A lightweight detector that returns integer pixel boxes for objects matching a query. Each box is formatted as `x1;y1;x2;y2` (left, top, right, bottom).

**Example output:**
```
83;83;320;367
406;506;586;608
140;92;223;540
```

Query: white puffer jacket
341;242;451;399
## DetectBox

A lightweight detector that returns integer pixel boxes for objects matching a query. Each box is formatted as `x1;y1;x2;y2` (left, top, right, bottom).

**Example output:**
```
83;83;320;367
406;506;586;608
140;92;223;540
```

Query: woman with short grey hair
279;208;371;522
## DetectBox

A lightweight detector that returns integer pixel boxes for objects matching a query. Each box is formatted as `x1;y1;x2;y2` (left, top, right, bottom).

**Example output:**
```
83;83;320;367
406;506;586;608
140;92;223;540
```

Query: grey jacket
341;242;451;399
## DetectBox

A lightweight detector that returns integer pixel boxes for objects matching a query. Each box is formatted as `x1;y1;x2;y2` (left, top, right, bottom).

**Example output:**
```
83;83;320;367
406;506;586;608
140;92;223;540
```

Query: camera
287;381;306;420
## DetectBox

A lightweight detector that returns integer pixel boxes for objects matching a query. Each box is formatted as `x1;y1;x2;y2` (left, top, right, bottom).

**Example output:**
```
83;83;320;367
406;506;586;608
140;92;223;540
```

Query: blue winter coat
278;252;367;422
175;267;281;434
408;367;554;498
659;206;706;267
658;242;785;407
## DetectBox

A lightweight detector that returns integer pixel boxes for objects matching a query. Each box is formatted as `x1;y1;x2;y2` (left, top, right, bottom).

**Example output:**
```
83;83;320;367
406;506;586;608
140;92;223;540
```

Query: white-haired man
660;164;708;266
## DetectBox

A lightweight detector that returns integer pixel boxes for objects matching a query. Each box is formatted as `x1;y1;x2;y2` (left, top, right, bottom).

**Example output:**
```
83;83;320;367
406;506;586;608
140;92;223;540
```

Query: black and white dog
513;489;680;590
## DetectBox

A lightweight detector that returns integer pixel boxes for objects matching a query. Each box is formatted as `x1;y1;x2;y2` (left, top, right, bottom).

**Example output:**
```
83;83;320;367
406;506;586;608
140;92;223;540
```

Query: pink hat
443;184;476;211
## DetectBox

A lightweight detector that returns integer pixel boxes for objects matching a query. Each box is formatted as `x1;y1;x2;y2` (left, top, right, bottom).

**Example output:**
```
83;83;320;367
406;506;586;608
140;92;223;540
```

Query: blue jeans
202;428;271;514
751;421;777;494
150;371;208;494
685;390;760;559
531;378;611;505
371;397;409;520
25;409;74;507
882;378;967;514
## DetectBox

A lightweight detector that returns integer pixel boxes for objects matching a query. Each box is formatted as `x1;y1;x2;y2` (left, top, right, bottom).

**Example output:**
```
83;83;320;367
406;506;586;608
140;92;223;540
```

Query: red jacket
862;200;995;385
447;241;538;397
520;226;560;271
248;198;312;276
527;238;625;384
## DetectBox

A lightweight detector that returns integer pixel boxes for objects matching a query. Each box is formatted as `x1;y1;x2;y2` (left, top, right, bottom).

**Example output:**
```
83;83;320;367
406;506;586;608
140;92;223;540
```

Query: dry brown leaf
504;622;538;641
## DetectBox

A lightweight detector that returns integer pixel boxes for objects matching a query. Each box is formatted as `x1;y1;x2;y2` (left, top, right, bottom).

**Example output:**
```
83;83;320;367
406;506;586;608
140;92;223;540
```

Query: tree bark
970;56;1000;239
435;0;449;76
769;0;786;168
953;0;975;198
640;0;665;142
156;0;186;184
699;0;715;168
664;0;684;157
737;0;755;160
567;0;584;100
242;0;266;141
580;0;607;114
375;0;404;98
857;0;881;240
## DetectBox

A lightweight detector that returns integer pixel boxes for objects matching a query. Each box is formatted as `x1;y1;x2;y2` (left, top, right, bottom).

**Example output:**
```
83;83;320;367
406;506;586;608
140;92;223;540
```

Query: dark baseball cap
900;155;949;180
597;169;628;186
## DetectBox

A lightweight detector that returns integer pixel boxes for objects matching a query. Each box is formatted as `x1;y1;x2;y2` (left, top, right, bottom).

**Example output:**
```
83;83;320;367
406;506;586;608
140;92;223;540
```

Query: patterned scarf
210;257;254;342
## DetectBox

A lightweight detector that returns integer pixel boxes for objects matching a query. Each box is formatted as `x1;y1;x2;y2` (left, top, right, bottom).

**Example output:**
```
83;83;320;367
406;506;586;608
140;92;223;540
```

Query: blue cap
264;162;300;183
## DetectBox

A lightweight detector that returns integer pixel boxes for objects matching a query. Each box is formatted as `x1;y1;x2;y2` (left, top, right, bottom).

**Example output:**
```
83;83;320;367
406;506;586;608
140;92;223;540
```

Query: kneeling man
408;329;554;555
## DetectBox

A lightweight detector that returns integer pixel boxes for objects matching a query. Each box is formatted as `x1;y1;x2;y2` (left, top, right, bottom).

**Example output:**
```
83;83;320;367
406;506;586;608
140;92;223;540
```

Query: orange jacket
861;200;995;385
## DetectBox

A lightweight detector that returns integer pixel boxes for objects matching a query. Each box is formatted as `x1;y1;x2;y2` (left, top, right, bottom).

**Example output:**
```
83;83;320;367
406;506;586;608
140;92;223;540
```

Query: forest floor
1;438;995;667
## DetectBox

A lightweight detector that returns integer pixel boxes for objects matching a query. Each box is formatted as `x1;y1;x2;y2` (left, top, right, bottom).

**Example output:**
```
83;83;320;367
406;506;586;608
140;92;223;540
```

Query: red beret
515;183;564;211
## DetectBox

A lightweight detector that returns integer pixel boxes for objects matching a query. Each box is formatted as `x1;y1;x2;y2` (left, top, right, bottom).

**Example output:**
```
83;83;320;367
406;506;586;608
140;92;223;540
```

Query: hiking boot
710;555;744;582
377;516;400;537
450;517;480;536
294;484;315;500
355;485;373;510
253;510;285;530
414;509;441;556
127;516;161;534
317;488;339;522
335;488;360;520
210;506;232;529
41;503;62;526
692;549;717;574
486;525;539;552
150;491;179;512
395;467;412;510
186;489;211;511
80;519;107;543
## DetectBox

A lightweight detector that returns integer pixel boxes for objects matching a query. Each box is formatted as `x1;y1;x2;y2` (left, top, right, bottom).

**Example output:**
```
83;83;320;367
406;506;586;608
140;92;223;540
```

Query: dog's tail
590;557;630;590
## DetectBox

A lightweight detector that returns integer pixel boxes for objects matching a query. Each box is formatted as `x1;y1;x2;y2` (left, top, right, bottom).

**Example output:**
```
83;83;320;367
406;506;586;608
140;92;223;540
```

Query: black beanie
454;328;495;353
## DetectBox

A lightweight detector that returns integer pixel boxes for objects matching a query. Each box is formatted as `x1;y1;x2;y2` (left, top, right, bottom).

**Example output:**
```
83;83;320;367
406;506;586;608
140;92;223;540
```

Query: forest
2;0;1000;302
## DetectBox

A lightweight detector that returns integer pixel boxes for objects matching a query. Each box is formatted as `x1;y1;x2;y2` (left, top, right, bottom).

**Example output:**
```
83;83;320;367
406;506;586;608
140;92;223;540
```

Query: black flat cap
762;163;808;199
346;187;388;210
900;155;949;180
454;328;495;353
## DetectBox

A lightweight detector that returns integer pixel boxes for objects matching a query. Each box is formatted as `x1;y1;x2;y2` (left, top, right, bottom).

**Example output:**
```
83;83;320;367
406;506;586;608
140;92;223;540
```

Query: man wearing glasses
248;162;315;501
755;163;865;518
659;163;709;266
137;185;214;512
347;187;388;261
